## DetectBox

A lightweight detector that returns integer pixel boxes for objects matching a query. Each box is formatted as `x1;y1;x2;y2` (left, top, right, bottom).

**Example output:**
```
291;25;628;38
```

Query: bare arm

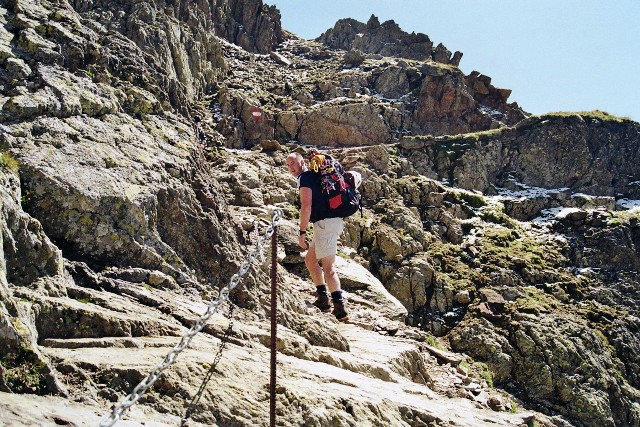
298;187;312;249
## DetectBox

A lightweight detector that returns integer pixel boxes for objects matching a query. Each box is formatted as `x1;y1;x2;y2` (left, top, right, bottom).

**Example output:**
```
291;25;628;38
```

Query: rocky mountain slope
1;0;639;426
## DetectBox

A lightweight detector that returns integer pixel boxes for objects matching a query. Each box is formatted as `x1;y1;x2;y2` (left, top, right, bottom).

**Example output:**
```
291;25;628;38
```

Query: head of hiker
286;152;306;177
286;151;349;322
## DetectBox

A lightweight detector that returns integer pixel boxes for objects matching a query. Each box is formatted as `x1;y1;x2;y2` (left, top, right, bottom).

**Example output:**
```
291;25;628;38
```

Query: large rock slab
335;256;407;320
298;101;393;147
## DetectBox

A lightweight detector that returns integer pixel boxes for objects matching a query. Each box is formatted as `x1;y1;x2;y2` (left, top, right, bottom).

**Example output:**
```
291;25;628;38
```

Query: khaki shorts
309;217;344;260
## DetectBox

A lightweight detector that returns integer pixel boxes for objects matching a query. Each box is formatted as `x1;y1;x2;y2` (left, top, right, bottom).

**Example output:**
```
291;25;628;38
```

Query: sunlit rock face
1;0;639;426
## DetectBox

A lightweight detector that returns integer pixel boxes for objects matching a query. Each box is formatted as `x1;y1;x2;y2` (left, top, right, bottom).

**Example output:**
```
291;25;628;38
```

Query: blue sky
264;0;640;122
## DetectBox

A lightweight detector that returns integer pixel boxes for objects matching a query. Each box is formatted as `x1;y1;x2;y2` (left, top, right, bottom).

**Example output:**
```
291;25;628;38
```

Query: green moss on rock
512;287;561;314
0;151;19;172
1;350;49;394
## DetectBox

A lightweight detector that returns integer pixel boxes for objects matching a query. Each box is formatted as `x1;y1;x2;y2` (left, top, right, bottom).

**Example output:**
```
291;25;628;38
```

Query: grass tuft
0;152;19;172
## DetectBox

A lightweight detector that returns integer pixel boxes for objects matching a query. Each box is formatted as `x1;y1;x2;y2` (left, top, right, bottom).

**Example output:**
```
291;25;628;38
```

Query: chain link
181;302;236;426
100;208;282;427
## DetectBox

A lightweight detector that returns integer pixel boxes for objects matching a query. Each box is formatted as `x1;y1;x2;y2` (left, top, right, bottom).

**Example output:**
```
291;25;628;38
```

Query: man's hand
298;234;308;249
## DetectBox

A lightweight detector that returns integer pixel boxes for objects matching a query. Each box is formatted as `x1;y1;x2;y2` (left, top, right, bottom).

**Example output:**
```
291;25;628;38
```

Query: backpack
308;150;362;218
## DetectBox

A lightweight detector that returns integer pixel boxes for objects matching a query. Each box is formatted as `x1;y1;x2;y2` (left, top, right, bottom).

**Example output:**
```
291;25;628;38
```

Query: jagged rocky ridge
1;0;640;426
317;14;463;65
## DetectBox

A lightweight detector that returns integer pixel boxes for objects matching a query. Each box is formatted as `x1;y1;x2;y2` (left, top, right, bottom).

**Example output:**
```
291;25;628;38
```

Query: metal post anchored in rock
270;219;278;427
98;208;282;427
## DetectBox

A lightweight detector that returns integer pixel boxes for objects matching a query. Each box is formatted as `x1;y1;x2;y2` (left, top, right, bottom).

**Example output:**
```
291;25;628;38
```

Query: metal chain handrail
180;302;236;426
100;208;283;427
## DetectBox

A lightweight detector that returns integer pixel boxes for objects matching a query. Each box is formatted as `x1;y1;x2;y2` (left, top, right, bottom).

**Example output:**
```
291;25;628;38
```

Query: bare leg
319;254;341;293
305;247;324;285
320;254;348;321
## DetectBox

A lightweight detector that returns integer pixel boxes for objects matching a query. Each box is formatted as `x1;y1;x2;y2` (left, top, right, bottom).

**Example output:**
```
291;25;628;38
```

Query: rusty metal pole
269;224;278;427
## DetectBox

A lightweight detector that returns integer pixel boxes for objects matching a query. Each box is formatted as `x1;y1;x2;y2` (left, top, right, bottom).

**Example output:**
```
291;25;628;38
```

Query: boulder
385;256;436;311
412;68;491;135
298;101;393;146
342;49;365;67
374;66;410;99
335;257;407;320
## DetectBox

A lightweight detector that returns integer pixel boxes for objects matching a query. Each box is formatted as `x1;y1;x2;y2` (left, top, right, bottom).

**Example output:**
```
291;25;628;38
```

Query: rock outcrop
314;16;526;136
1;0;640;426
219;0;284;54
331;144;640;426
317;15;461;65
400;112;640;199
212;36;525;147
0;166;65;396
1;0;281;119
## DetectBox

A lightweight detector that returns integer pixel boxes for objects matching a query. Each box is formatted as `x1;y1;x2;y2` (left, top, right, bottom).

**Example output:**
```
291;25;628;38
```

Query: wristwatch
299;229;306;235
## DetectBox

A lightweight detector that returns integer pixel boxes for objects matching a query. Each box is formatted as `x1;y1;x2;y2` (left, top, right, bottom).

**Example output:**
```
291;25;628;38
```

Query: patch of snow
554;207;584;219
532;207;565;223
533;206;592;223
478;104;503;119
616;199;640;211
371;92;413;103
490;183;570;201
311;96;353;107
226;148;246;154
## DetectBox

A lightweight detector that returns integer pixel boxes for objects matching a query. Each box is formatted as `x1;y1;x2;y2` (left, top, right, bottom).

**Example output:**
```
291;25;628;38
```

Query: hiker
286;152;349;321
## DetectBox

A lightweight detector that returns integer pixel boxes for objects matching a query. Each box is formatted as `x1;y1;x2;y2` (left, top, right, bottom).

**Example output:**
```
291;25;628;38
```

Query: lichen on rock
1;0;639;425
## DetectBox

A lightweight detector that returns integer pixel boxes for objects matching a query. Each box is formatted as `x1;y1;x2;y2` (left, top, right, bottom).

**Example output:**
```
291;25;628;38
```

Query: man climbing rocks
286;152;349;322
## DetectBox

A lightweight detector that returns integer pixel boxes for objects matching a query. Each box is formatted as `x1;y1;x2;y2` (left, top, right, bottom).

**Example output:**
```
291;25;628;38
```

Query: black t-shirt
298;171;329;223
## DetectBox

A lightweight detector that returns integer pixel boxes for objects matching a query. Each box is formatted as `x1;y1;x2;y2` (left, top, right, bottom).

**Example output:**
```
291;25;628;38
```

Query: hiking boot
312;294;331;312
332;300;349;322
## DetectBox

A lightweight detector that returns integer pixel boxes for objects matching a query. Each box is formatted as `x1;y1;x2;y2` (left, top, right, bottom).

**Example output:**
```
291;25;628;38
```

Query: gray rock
5;57;32;81
2;1;639;426
298;101;394;146
400;113;640;198
342;49;365;67
317;15;436;62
